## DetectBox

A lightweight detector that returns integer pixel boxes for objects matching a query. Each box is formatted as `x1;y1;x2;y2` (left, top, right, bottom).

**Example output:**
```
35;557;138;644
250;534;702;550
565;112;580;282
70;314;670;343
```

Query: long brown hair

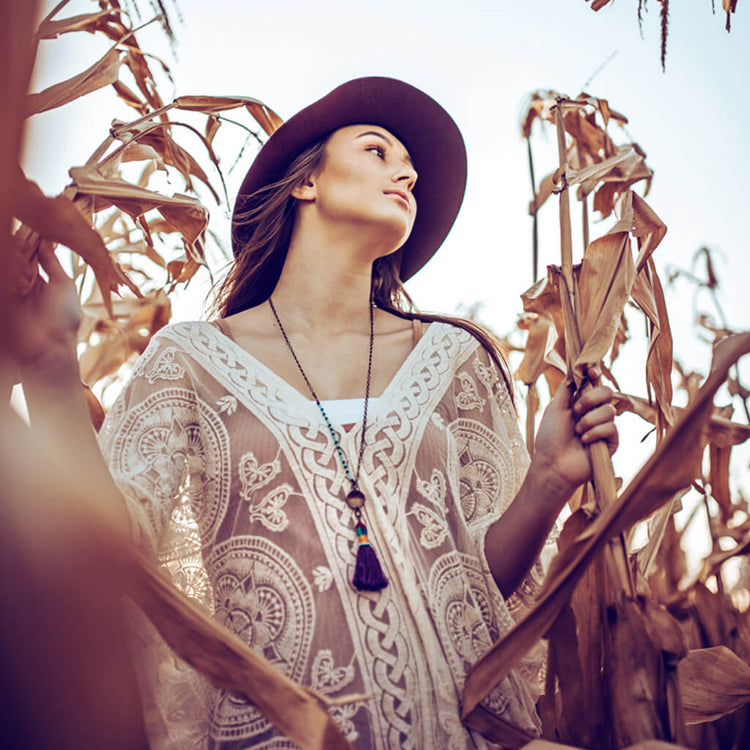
213;137;515;399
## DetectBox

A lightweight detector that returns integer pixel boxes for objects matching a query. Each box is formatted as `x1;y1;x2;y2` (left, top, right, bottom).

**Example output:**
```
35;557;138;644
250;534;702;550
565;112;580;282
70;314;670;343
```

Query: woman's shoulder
413;316;489;352
139;320;222;361
150;319;217;342
415;315;515;400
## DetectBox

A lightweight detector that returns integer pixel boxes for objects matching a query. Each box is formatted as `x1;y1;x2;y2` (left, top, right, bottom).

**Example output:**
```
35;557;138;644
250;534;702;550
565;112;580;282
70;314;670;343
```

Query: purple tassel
353;522;388;591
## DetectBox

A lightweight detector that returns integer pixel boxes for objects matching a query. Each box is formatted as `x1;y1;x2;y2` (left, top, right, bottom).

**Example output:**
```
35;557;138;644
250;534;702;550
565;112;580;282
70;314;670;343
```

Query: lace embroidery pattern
456;370;486;411
107;387;230;555
207;535;315;742
449;418;513;527
145;347;185;384
110;321;545;747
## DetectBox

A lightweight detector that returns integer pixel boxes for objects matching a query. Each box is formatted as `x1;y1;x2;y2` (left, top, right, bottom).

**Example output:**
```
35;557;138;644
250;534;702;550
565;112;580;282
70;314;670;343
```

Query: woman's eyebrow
354;130;414;167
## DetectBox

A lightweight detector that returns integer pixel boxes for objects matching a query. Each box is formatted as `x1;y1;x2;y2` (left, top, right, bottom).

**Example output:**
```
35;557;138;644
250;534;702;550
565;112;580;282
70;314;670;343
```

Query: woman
14;78;617;748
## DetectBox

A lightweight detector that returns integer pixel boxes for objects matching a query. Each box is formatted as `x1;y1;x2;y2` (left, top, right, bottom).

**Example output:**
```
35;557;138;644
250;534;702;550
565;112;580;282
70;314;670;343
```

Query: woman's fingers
37;241;68;281
576;406;618;442
585;365;602;386
573;384;613;414
573;389;618;453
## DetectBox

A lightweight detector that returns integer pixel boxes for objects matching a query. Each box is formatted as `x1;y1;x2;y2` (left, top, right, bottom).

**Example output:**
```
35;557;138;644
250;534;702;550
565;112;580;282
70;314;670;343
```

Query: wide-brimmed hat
231;76;467;281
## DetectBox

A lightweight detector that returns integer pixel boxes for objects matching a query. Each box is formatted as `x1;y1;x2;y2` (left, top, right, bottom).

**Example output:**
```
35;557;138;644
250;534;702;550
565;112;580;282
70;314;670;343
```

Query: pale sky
24;0;750;529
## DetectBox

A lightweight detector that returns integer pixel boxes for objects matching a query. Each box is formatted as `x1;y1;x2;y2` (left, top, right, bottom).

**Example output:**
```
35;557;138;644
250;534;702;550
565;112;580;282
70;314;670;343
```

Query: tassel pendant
352;520;388;591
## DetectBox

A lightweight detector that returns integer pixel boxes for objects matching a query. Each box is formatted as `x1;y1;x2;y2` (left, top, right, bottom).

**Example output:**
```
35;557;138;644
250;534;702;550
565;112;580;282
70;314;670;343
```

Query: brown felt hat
231;76;467;281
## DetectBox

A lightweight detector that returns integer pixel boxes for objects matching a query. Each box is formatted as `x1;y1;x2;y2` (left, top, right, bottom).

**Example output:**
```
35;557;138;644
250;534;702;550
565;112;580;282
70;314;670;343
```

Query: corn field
2;1;749;748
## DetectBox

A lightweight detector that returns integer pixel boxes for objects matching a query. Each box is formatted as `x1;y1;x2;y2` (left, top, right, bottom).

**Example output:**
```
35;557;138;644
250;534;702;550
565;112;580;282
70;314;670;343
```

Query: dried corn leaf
128;554;354;749
109;120;221;202
548;511;606;747
522;272;566;346
462;332;750;734
206;114;221;146
604;596;687;745
26;46;124;115
173;94;284;135
634;491;685;580
709;443;732;522
167;255;202;284
454;706;535;748
81;381;106;431
571;145;652;203
515;313;566;386
700;531;750;581
120;141;166;168
3;404;352;749
679;646;750;724
0;408;150;747
12;174;139;315
576;94;629;128
68;165;208;246
79;290;170;385
610;312;628;365
571;209;635;387
36;9;115;39
545;601;593;746
529;171;559;215
611;392;750;447
157;196;208;245
521;91;559;138
120;44;166;113
113;79;148;114
685;583;735;648
631;260;675;432
629;193;667;273
563;109;611;164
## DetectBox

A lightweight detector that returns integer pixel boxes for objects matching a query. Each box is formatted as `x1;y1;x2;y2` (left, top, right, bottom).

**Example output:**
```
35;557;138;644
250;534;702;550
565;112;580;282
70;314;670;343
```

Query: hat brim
231;77;467;281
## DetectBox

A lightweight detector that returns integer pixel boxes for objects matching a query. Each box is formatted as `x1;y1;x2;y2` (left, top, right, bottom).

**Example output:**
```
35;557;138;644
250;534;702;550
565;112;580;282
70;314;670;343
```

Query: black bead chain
267;296;374;495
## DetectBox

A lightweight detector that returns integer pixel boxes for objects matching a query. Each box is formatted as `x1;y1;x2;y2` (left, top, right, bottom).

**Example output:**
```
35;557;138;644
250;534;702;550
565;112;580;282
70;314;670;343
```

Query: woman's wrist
525;453;579;512
19;348;81;389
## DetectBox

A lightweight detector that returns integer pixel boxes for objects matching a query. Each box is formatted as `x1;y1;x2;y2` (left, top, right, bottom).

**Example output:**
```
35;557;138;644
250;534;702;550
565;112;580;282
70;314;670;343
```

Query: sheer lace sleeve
98;329;215;750
449;341;558;699
452;343;559;614
99;330;200;557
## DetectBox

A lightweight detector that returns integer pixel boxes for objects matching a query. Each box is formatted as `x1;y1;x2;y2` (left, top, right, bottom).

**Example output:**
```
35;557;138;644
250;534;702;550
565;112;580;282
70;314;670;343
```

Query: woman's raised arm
484;368;618;599
9;241;132;535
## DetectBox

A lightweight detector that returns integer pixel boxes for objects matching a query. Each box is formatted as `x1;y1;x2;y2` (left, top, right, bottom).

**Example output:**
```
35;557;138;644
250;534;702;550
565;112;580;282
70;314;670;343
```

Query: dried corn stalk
465;90;750;748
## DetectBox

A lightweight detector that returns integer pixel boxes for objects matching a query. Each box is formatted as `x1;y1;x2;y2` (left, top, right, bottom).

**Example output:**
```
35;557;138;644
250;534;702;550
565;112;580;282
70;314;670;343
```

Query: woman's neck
271;236;376;335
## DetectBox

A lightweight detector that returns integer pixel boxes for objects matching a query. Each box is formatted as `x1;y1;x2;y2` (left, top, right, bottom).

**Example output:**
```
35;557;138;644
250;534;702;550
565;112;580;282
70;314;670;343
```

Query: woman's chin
374;217;414;255
372;233;411;262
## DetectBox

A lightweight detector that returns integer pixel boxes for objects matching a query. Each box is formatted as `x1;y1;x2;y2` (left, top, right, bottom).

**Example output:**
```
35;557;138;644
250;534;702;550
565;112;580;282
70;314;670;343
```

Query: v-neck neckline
204;319;438;432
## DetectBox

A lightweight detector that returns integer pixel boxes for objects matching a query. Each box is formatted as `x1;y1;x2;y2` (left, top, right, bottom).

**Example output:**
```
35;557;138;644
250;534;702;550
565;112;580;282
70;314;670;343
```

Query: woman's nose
393;164;418;192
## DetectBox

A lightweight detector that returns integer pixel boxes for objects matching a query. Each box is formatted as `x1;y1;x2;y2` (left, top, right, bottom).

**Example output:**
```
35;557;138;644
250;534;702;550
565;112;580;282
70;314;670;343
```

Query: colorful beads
355;522;369;545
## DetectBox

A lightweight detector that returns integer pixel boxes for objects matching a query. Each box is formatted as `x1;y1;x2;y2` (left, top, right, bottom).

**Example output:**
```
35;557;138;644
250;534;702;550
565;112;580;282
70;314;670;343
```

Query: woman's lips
384;190;410;210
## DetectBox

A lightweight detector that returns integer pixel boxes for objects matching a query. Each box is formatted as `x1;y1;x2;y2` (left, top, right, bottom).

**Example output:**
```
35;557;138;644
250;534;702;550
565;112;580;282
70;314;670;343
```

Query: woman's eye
366;145;385;159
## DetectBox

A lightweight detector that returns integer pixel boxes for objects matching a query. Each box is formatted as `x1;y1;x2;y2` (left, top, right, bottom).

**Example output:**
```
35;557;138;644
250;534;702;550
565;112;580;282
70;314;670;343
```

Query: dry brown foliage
583;0;741;69
463;91;750;749
5;2;351;747
7;3;750;748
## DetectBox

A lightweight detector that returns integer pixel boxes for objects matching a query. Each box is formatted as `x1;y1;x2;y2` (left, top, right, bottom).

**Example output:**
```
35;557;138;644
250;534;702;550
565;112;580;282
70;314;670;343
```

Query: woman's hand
8;238;82;381
530;366;619;495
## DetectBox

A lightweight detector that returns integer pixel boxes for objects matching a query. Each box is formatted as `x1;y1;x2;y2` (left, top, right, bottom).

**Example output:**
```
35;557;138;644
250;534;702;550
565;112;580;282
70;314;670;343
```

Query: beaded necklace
268;297;388;591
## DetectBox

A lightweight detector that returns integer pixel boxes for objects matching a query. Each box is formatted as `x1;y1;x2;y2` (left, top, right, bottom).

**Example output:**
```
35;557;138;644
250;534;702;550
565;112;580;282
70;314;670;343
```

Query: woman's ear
291;178;316;201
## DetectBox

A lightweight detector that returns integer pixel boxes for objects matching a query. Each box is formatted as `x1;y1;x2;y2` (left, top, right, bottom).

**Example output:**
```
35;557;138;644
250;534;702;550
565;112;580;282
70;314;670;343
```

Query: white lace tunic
98;320;547;749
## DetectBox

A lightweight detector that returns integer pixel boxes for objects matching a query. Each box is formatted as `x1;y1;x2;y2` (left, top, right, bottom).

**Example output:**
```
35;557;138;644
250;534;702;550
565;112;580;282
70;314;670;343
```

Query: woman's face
301;124;418;252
